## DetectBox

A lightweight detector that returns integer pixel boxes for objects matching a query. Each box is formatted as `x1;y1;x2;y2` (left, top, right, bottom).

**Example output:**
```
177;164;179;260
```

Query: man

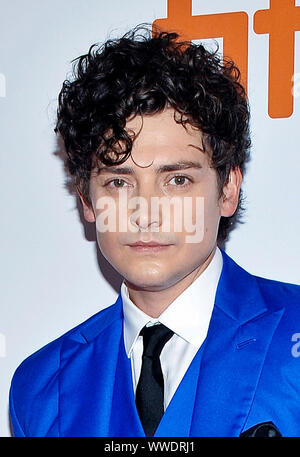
9;25;300;437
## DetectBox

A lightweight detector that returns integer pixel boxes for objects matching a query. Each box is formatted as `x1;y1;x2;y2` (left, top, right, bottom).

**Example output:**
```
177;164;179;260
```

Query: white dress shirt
121;247;223;410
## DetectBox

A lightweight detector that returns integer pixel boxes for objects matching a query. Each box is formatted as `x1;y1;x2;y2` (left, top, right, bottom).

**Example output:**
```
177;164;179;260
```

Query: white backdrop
1;0;300;437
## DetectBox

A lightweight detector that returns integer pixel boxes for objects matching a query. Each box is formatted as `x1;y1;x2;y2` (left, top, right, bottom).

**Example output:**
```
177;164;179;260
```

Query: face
79;108;241;292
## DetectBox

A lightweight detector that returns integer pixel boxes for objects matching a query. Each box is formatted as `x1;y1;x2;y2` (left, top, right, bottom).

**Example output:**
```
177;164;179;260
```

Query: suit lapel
190;250;285;437
154;343;205;437
108;331;145;436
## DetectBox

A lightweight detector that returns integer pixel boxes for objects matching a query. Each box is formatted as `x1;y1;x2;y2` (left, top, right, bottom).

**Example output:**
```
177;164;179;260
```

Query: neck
125;246;217;318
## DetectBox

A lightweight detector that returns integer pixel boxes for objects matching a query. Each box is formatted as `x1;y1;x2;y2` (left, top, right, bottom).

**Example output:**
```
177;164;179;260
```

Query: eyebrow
97;160;203;175
97;144;205;175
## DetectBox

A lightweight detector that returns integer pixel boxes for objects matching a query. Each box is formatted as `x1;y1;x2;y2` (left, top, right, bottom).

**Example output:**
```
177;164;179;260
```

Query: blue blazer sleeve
8;334;64;437
9;378;26;437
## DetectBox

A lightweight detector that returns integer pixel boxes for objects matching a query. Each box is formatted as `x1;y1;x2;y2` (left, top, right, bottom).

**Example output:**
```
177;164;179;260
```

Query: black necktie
135;323;174;437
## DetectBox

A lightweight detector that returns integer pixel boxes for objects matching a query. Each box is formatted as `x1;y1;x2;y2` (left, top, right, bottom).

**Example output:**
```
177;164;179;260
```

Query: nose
129;184;162;232
129;196;161;232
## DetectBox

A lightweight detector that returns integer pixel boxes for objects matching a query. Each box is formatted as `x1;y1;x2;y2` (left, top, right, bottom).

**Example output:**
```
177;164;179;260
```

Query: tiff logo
153;0;300;119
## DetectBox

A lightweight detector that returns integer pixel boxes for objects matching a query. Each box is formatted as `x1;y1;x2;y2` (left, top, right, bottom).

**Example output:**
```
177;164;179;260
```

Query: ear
76;186;96;223
220;167;243;217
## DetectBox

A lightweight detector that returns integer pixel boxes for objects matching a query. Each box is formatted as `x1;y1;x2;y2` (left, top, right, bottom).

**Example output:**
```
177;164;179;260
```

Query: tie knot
140;323;174;359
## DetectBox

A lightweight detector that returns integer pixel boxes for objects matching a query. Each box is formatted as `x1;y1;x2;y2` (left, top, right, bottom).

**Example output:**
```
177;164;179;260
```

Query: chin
124;268;171;291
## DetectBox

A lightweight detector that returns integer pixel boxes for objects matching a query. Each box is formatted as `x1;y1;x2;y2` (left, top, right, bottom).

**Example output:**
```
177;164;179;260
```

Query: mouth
127;241;173;252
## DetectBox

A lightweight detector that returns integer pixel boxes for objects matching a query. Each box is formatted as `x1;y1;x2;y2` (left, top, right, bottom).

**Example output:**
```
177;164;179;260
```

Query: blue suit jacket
9;250;300;437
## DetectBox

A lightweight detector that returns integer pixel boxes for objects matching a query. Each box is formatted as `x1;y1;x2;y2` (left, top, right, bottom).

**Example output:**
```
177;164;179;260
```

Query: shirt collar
121;246;223;356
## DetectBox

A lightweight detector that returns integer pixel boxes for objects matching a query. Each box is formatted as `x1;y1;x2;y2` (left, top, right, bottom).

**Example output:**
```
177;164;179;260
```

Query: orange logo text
153;0;300;118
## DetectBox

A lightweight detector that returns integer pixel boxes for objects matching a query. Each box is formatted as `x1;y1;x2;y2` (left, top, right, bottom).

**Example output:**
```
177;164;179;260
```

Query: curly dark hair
55;24;251;246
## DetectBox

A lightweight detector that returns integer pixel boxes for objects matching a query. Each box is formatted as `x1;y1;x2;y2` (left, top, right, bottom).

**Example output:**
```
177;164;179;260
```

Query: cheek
183;188;221;245
204;193;221;225
96;231;120;264
183;191;221;240
202;175;222;220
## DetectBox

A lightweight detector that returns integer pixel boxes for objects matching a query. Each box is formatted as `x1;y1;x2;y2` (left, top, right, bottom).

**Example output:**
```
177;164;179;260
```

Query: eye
168;175;192;187
105;178;128;188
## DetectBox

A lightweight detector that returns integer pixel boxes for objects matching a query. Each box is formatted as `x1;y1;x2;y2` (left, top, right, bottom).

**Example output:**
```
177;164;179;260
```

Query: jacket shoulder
254;275;300;336
9;300;120;436
255;275;300;309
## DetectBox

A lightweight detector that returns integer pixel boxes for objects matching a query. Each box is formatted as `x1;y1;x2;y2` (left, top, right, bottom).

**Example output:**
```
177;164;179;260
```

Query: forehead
120;108;205;168
127;108;201;144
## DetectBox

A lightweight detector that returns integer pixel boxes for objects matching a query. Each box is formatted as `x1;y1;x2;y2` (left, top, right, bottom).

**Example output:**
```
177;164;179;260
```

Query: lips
126;240;173;252
128;241;171;247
